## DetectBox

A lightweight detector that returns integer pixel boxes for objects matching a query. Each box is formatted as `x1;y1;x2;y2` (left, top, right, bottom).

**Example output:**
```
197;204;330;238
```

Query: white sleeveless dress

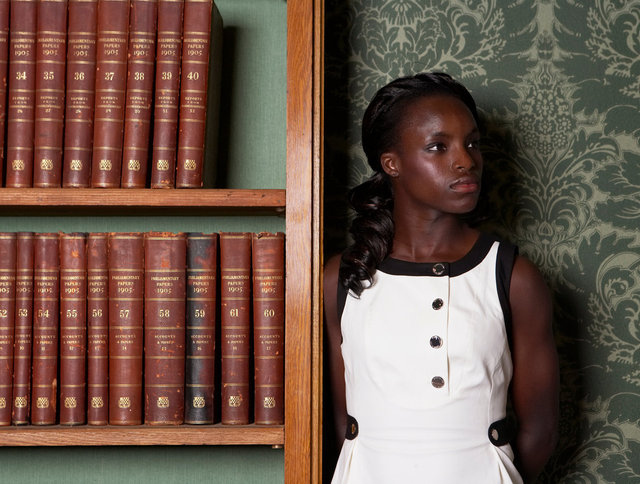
332;234;523;484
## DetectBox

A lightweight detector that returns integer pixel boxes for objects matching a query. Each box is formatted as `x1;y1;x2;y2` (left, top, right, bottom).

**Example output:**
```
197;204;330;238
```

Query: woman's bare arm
324;254;347;447
509;255;559;483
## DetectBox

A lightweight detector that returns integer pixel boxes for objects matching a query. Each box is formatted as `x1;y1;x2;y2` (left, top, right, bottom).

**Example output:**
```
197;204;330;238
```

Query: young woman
324;72;559;483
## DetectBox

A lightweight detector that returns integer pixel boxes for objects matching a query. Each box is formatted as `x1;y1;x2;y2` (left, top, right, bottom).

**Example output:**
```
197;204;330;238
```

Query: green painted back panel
1;446;283;483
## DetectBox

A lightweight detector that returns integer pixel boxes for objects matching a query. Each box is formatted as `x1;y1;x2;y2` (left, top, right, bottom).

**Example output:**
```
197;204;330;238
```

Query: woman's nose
452;146;477;172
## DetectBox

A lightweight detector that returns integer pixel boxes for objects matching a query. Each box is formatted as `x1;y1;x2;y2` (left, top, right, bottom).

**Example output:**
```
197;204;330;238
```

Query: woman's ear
381;152;399;178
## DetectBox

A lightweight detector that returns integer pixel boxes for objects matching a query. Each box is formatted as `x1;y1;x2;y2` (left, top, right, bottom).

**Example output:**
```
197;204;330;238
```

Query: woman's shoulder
324;253;342;288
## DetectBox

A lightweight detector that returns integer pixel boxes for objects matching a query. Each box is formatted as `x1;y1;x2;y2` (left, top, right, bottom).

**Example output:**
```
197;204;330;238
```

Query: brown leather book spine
59;233;87;425
5;0;37;187
0;0;10;175
0;233;17;426
32;0;68;187
87;233;109;425
62;0;98;188
184;232;217;424
108;233;144;425
175;0;214;188
31;233;60;425
252;232;285;425
120;0;158;188
149;0;183;188
90;0;130;187
11;233;34;425
219;232;252;424
144;232;186;425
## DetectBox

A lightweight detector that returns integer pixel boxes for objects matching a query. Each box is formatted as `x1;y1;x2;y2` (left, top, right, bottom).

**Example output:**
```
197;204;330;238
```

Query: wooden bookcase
0;1;324;483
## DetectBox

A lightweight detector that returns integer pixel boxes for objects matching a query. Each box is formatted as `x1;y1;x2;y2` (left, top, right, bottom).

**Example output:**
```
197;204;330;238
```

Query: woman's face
382;94;483;217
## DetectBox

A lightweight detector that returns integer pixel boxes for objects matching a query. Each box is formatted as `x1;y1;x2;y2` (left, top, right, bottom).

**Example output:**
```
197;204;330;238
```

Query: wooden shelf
0;188;286;212
0;424;284;446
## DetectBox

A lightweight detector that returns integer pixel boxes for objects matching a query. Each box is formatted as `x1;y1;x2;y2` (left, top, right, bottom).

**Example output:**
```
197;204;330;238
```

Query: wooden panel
285;0;322;483
311;1;325;483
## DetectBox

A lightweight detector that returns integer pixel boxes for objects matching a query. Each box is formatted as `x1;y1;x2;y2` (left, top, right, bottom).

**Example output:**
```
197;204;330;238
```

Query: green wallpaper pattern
324;1;640;482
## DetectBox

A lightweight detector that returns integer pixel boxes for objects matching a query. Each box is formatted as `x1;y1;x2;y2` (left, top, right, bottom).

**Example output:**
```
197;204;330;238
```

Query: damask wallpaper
323;1;640;482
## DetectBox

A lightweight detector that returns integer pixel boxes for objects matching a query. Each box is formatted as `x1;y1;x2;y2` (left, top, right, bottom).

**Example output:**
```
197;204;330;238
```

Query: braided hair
340;72;480;296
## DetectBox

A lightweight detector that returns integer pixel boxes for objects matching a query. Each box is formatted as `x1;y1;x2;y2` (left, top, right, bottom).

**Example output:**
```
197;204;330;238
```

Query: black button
430;336;442;348
431;376;445;388
488;417;515;446
345;414;359;440
432;298;444;310
432;263;445;275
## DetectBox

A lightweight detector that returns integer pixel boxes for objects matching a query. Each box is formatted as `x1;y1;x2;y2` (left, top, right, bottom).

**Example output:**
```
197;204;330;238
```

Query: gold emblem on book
157;160;169;171
0;397;5;409
128;159;141;171
184;159;197;171
118;396;131;409
12;159;25;171
40;158;54;170
157;396;170;408
14;396;27;408
91;397;104;408
263;396;276;409
64;397;77;409
228;395;242;407
37;397;49;409
70;159;83;171
193;396;205;408
99;159;112;171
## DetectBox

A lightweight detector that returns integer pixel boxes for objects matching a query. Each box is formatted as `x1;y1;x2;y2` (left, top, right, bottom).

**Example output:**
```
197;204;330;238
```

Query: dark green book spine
184;233;218;424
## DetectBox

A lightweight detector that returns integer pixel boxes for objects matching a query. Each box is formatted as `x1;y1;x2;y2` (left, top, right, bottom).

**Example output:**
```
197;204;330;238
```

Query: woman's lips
450;176;480;193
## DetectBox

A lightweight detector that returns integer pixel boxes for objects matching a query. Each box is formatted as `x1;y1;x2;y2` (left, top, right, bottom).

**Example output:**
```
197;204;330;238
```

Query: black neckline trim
377;232;497;277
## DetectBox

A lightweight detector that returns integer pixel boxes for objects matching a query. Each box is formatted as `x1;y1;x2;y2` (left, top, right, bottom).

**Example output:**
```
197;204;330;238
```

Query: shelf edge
0;425;285;446
0;189;286;210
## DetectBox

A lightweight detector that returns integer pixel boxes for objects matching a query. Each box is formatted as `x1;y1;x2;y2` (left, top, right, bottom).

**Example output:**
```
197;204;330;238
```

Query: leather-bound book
62;0;98;188
219;232;252;424
184;232;217;424
5;0;37;187
87;233;109;425
175;0;222;188
108;233;144;425
252;232;285;425
0;233;17;426
32;0;68;187
90;0;130;187
144;232;186;425
31;233;60;425
149;0;183;188
0;0;9;174
59;233;87;425
11;232;34;425
120;0;158;188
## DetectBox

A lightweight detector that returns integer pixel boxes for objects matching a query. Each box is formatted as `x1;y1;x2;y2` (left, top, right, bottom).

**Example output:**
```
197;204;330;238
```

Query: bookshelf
0;0;323;483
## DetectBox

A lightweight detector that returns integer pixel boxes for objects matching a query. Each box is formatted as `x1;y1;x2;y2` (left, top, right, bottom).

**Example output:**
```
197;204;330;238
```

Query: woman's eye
467;139;481;150
426;143;445;152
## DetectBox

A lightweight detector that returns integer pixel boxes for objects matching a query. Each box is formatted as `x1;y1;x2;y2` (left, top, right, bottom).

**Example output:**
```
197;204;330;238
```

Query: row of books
0;231;285;426
0;0;222;189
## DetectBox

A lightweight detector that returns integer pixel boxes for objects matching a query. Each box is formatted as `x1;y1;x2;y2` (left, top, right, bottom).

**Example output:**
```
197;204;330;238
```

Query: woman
324;72;559;483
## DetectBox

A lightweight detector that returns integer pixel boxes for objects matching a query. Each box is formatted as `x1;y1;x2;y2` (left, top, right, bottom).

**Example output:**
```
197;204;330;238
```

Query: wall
324;1;640;482
0;1;286;483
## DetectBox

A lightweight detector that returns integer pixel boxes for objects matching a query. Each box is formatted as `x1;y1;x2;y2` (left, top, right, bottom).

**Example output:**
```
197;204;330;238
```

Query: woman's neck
389;212;478;263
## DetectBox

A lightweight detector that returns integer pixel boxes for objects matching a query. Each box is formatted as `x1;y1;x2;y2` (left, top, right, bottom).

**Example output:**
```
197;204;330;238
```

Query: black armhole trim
496;241;518;350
